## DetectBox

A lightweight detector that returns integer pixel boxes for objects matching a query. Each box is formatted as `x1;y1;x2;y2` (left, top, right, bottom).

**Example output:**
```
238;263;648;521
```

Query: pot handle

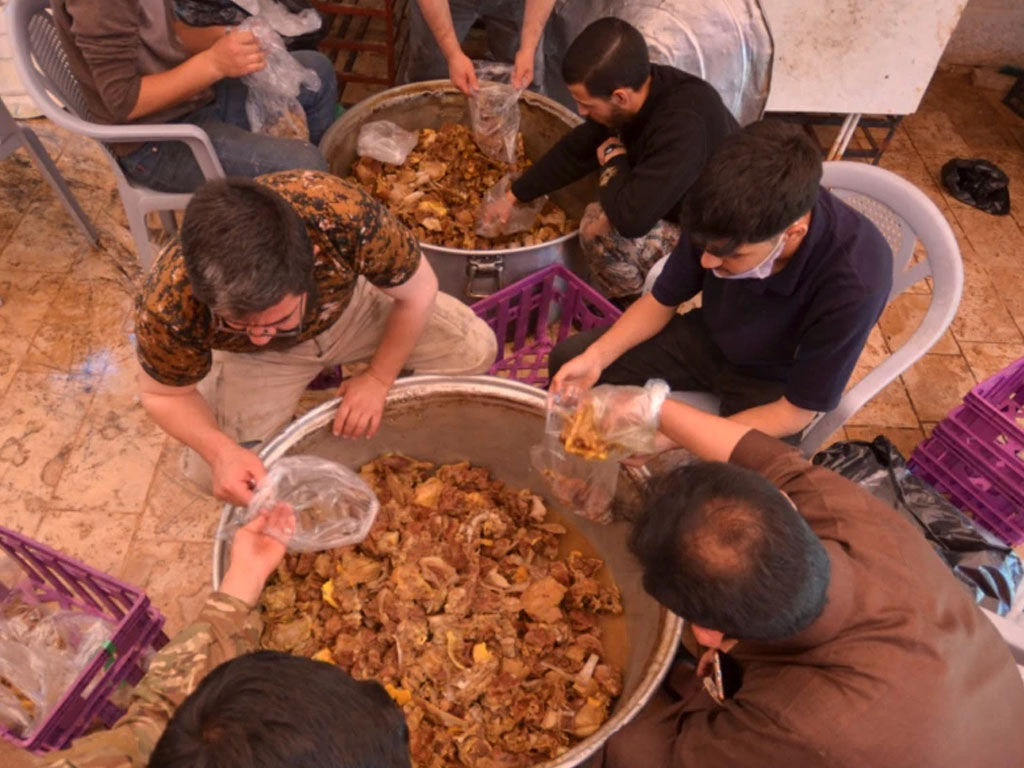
465;255;505;299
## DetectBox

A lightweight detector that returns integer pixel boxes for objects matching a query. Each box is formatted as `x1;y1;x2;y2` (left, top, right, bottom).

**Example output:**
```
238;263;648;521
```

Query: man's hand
219;507;294;606
596;137;627;166
205;29;265;79
513;46;535;89
587;381;669;454
550;350;604;401
481;188;518;232
448;51;479;96
333;370;391;439
210;442;267;505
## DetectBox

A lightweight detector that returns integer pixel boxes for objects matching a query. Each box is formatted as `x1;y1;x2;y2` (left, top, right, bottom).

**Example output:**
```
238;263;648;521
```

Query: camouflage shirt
19;592;261;768
135;170;422;387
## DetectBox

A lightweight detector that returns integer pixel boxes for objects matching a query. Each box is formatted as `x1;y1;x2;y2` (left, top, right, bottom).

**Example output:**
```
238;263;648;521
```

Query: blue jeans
119;50;338;193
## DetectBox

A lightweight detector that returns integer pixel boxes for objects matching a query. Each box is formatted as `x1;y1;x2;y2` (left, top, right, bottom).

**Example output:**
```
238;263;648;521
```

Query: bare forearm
415;0;462;58
127;52;221;120
586;294;675;368
174;21;228;55
369;298;435;383
728;397;816;439
519;0;557;52
658;399;752;463
140;389;236;462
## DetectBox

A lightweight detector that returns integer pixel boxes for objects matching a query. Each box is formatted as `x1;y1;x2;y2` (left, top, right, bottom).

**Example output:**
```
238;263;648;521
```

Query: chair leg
19;127;99;247
123;197;155;272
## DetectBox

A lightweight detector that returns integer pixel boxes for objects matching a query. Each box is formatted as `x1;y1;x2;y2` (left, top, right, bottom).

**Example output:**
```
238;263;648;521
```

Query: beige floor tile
846;325;889;389
958;341;1024;384
0;493;50;538
878;293;960;355
844;377;920;428
52;394;167;514
0;197;90;273
121;540;214;636
137;441;222;543
901;353;976;422
950;259;1023;344
0;372;97;503
901;110;972;156
34;509;138;576
844;425;925;459
0;270;67;397
921;421;938;439
985;265;1024;331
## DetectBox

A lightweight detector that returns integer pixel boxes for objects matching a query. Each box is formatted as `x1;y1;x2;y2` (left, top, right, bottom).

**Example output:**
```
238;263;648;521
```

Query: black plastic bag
813;437;1022;615
940;158;1011;216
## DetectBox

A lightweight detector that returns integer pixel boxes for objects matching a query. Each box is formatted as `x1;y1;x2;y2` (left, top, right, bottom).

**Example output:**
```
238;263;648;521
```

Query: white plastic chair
666;160;964;457
6;0;224;271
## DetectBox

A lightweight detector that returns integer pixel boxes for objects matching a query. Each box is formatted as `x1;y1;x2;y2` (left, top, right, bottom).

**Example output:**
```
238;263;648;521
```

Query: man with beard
482;17;738;301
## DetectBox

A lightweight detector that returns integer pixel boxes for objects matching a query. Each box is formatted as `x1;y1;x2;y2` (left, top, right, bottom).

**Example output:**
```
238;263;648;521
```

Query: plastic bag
239;17;321;140
0;572;114;737
467;61;523;164
475;175;546;238
812;437;1023;614
530;442;618;525
356;120;420;165
580;381;670;456
940;158;1011;216
218;455;380;553
175;1;321;38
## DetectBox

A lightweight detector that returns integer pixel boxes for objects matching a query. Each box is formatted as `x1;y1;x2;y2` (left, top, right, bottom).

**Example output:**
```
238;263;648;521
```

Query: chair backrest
798;160;964;455
10;0;91;121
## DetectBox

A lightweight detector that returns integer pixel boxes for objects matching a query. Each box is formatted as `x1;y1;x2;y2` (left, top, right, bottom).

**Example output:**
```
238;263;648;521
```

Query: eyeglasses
213;295;306;339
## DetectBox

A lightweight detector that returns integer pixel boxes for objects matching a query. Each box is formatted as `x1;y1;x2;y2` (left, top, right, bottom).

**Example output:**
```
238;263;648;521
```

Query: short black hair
630;462;830;642
181;178;315;317
681;121;823;252
148;651;410;768
561;17;650;98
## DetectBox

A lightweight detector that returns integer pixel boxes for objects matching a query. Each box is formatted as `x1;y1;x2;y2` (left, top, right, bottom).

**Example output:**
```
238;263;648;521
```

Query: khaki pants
580;202;682;299
182;280;497;490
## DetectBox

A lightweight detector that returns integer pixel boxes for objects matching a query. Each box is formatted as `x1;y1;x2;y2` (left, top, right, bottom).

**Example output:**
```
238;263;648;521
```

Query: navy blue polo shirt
651;187;893;412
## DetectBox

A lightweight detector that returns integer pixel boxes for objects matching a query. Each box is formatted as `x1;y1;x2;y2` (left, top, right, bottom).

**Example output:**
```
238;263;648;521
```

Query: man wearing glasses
549;121;894;442
134;171;497;505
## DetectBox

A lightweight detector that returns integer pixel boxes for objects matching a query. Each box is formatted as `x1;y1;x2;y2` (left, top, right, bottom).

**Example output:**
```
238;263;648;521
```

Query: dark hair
630;463;830;642
681;121;823;252
148;651;410;768
181;178;315;317
561;17;650;98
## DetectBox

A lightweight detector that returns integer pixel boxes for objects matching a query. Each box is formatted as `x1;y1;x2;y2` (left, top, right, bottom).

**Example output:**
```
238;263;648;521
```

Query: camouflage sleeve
32;593;261;768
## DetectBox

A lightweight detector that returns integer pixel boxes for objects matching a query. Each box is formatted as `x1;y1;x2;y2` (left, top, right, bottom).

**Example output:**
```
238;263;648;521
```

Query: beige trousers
183;279;497;490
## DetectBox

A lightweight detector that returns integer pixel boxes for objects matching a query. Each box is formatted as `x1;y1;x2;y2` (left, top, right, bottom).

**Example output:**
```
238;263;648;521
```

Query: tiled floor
0;66;1022;639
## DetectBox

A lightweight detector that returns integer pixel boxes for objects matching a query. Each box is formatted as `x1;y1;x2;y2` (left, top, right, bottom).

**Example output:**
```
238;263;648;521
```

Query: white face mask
712;234;787;280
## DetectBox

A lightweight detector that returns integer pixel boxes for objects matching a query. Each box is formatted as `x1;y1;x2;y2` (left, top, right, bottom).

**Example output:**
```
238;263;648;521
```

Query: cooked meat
347;124;576;251
259;454;623;768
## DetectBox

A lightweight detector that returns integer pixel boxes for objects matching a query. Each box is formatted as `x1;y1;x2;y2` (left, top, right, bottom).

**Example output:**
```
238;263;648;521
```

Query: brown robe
596;431;1024;768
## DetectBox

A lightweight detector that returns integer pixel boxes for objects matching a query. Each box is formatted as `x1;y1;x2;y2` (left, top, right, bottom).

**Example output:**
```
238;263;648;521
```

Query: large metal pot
320;82;598;304
213;376;682;767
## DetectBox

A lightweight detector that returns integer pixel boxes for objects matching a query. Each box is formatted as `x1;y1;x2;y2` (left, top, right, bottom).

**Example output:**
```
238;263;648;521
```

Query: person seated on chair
549;121;894;441
11;510;411;768
134;170;497;506
572;388;1024;768
398;0;557;94
481;17;738;301
50;0;338;193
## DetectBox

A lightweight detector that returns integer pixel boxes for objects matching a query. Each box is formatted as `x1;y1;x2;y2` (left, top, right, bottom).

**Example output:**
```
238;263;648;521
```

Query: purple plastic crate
471;264;621;387
964;355;1024;439
909;438;1024;545
938;406;1024;494
0;526;168;753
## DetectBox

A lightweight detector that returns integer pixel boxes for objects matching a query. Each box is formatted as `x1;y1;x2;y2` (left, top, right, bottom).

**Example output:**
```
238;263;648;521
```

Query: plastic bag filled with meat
218;455;380;552
466;62;522;164
357;120;420;166
239;17;321;140
475;175;546;238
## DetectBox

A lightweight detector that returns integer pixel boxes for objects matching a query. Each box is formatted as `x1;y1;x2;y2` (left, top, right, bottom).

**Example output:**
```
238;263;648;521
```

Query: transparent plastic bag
475;175;546;238
239;17;321;140
466;61;523;164
357;120;419;165
218;455;380;552
232;0;323;37
581;380;670;456
0;574;113;737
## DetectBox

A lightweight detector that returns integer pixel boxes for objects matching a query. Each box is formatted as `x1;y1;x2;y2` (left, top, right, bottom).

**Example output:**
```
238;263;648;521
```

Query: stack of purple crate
909;357;1024;546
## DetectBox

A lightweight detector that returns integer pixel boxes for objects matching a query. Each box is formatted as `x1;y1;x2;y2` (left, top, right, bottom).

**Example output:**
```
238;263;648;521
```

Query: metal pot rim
211;375;682;768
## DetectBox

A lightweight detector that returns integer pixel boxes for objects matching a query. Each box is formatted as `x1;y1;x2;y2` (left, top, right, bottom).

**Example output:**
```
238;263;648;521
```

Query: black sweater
512;65;738;237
